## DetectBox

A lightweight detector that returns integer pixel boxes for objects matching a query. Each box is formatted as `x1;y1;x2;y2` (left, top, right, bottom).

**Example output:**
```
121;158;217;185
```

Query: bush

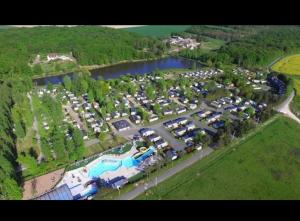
128;172;145;183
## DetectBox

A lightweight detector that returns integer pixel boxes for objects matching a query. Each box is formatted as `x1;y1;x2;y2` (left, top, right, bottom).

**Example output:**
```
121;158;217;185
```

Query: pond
33;57;202;86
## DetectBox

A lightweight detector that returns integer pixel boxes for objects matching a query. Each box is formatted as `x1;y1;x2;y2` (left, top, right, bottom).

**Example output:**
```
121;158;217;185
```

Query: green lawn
137;116;300;200
200;37;225;52
84;135;127;157
124;25;191;38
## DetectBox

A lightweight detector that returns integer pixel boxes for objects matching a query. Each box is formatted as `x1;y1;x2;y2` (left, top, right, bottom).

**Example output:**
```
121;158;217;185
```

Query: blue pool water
88;159;121;178
122;157;139;168
88;147;155;179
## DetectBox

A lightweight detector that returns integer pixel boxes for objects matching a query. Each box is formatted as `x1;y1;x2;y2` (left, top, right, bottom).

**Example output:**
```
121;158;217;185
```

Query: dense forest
0;26;169;78
179;26;300;69
0;77;32;199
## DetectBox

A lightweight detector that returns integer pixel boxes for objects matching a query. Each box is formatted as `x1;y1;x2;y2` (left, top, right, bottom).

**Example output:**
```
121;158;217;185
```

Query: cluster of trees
185;25;248;42
0;77;33;199
180;26;300;69
0;26;169;78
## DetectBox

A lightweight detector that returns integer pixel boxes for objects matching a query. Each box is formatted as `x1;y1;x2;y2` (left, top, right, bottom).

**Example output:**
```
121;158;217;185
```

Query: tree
145;85;156;100
137;107;149;122
99;132;107;142
80;80;88;94
63;75;72;91
29;147;38;160
191;61;197;70
207;59;213;67
47;82;53;91
127;83;137;96
194;132;205;145
244;107;256;117
87;90;94;103
153;103;161;116
51;126;66;161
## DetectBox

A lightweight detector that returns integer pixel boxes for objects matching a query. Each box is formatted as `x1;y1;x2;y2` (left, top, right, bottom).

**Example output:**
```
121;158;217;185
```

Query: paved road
117;147;214;200
64;104;88;131
275;90;300;124
115;102;217;151
27;93;43;163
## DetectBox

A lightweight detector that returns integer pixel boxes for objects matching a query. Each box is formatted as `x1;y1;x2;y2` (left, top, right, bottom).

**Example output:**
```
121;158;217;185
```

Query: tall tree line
0;26;168;78
0;77;32;199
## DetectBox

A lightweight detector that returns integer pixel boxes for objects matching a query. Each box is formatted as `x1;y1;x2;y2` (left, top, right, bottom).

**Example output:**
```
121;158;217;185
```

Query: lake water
33;57;202;86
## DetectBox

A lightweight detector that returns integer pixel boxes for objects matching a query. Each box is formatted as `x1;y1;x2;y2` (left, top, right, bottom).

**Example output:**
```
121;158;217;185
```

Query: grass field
124;25;191;38
200;37;225;52
84;135;127;157
290;77;300;117
272;54;300;75
137;116;300;200
271;54;300;116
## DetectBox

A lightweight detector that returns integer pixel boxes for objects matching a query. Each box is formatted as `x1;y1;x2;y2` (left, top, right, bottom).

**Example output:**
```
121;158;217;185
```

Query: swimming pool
87;146;155;179
88;159;121;178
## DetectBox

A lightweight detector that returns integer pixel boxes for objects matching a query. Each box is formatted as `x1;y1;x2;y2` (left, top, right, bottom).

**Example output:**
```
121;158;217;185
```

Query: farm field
290;77;300;117
272;54;300;75
137;116;300;200
124;25;191;37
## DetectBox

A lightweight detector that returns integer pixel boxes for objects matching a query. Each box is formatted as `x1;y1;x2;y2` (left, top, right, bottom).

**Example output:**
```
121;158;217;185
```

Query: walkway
27;93;43;163
275;90;300;124
117;147;214;200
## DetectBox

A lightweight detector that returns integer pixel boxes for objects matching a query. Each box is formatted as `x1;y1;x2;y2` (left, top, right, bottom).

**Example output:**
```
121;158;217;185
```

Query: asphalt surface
275;90;300;124
117;147;214;200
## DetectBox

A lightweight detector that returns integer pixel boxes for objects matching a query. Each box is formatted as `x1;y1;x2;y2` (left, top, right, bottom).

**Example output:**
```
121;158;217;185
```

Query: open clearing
272;54;300;75
124;25;191;37
199;37;225;52
137;116;300;200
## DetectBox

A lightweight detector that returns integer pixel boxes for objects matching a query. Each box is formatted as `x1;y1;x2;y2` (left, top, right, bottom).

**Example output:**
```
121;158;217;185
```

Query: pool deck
86;146;139;170
57;145;142;196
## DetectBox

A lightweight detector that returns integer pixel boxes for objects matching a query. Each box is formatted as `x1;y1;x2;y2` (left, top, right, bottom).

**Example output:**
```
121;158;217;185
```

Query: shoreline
31;55;170;80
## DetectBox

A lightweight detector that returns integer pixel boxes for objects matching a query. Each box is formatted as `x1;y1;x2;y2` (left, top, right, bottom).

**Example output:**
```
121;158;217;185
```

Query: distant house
163;109;173;116
46;53;73;62
189;103;197;110
196;110;212;118
130;107;137;116
185;122;196;131
112;120;131;132
177;107;187;114
139;128;155;137
129;115;141;124
147;134;161;143
174;127;187;137
149;114;159;122
182;134;194;143
112;111;121;119
210;101;222;109
174;117;188;125
154;139;168;149
165;149;178;161
212;120;225;129
163;120;178;129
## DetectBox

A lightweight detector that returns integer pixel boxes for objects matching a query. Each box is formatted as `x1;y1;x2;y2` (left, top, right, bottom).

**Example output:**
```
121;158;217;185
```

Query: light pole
117;186;120;196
